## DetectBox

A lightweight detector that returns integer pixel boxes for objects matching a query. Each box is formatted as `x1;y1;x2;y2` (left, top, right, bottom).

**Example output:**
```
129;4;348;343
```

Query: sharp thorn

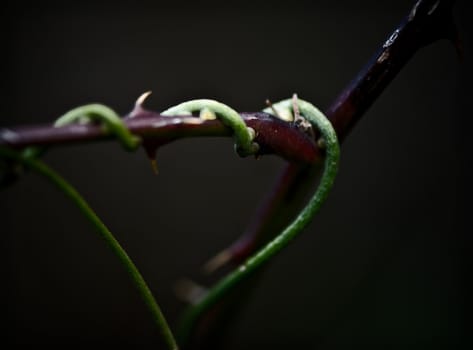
265;98;282;119
135;91;153;108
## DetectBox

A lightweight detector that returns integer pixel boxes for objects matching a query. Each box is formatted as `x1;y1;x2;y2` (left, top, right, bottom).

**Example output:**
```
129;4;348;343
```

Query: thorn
174;278;207;305
265;98;282;119
266;98;294;122
150;158;159;175
135;91;153;108
292;93;300;119
202;249;233;274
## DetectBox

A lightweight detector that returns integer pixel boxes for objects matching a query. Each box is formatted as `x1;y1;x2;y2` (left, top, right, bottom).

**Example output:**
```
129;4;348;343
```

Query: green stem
0;147;178;350
54;104;141;151
177;97;340;343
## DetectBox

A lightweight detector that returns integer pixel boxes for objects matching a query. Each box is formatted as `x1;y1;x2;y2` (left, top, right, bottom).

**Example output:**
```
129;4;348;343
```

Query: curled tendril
2;96;339;349
2;104;141;185
55;103;141;151
0;104;178;349
162;99;259;157
176;95;340;344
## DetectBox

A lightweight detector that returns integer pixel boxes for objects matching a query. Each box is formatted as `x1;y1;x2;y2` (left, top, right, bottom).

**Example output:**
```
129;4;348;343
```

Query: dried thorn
135;91;153;108
292;93;301;120
265;98;282;119
128;91;153;119
202;249;233;274
292;94;315;139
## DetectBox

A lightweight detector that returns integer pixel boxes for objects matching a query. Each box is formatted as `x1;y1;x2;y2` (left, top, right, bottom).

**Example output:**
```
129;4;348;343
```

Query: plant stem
177;99;340;343
0;147;179;350
218;0;459;268
183;0;459;347
0;111;320;165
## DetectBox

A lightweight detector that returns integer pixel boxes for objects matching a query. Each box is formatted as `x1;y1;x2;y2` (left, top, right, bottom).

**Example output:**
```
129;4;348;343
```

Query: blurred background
1;0;471;348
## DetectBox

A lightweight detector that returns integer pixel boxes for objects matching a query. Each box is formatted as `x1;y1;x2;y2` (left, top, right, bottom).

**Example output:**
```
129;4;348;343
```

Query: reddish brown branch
0;0;458;348
185;0;458;348
328;0;458;142
0;111;319;165
1;2;457;164
0;0;457;169
206;0;459;272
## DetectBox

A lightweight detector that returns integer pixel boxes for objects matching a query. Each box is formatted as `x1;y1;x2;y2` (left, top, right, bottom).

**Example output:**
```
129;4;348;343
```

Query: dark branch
0;1;457;168
0;111;320;165
0;0;459;348
328;0;458;142
186;0;459;348
207;0;459;272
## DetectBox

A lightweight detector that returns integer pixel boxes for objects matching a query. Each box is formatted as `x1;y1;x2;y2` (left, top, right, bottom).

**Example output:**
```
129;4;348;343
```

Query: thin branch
3;0;457;166
0;110;320;165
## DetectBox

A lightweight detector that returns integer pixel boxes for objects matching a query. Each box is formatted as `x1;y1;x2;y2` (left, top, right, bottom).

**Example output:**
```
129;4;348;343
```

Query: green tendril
162;99;259;157
1;101;174;348
2;95;338;348
177;97;340;343
55;104;141;151
1;103;174;348
0;147;178;350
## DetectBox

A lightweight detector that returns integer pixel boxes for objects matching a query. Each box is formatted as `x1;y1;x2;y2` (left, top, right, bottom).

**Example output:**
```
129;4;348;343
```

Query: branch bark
0;110;320;165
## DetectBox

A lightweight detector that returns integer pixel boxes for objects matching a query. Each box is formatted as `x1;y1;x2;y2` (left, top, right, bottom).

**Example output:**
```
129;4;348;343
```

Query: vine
1;95;339;349
1;0;458;347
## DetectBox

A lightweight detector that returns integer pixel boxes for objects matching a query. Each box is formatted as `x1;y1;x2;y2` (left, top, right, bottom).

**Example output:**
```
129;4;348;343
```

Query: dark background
1;0;471;348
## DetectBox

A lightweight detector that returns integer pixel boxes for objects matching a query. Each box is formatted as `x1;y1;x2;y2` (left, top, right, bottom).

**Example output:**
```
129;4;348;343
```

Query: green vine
175;95;340;343
2;96;340;348
0;146;178;350
1;104;177;350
